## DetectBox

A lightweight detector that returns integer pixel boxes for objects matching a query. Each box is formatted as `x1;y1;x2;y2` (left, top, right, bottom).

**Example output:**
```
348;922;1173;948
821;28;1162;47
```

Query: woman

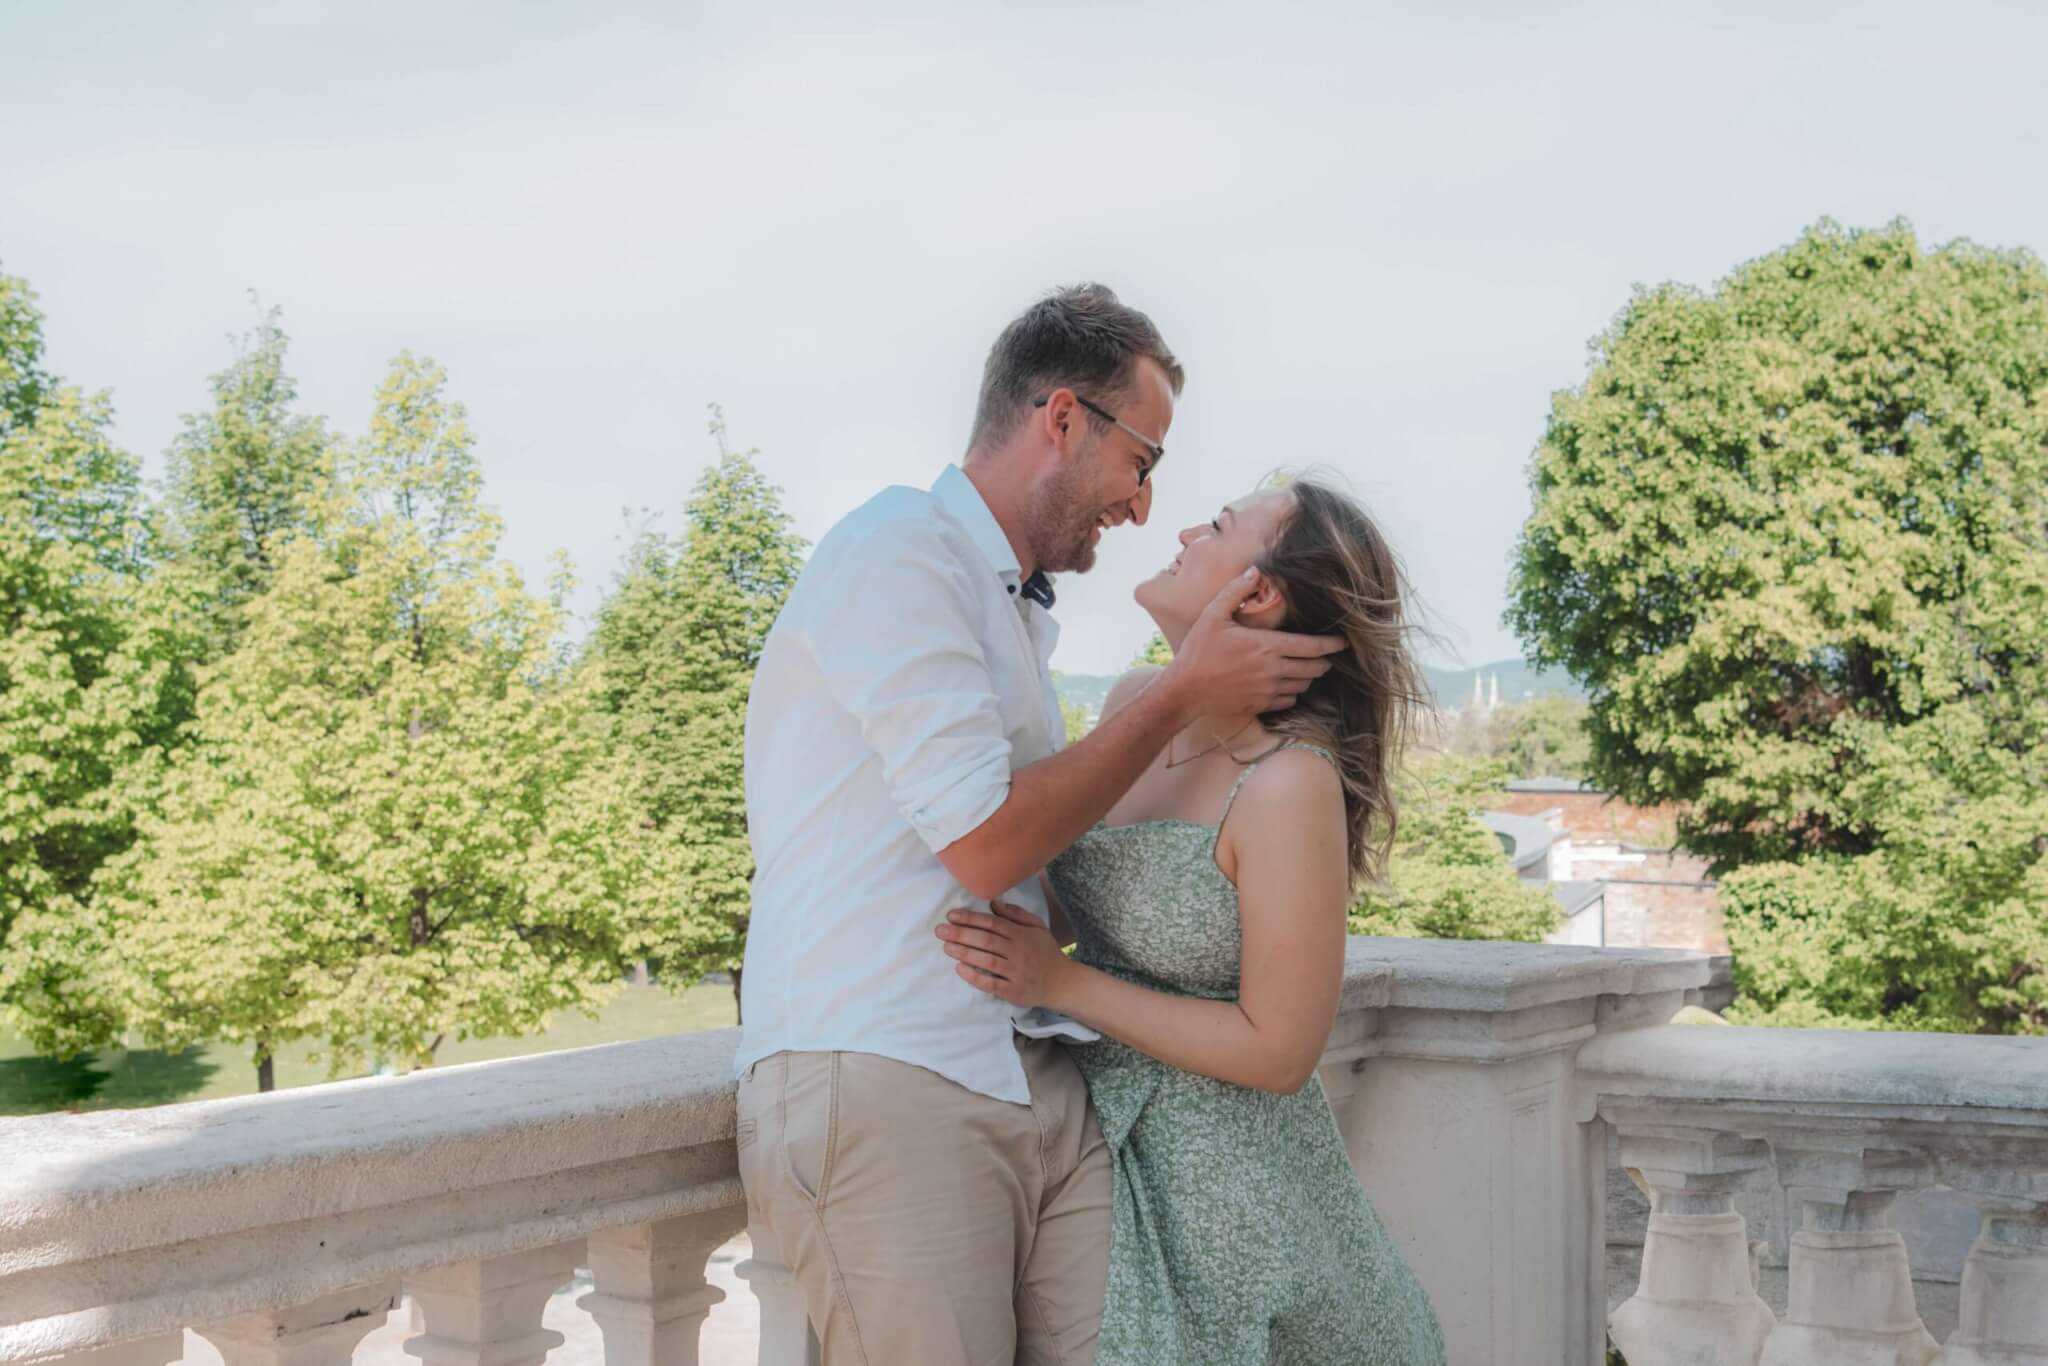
935;476;1447;1365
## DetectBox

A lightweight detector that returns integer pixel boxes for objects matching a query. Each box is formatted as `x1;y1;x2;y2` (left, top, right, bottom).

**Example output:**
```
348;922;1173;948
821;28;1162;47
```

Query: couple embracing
734;285;1446;1366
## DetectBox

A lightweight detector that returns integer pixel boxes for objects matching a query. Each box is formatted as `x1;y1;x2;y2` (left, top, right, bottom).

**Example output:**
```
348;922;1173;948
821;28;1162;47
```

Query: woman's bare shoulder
1229;744;1346;833
1099;666;1166;721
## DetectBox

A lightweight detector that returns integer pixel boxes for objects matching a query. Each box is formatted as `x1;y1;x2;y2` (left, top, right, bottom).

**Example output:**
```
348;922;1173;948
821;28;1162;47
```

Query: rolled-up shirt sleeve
795;520;1013;855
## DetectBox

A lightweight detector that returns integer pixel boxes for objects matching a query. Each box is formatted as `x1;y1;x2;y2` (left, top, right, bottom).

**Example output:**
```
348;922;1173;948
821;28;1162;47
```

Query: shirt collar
932;464;1043;597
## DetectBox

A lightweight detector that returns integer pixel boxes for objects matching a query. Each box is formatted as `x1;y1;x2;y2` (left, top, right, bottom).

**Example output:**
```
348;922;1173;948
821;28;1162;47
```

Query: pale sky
5;1;2044;674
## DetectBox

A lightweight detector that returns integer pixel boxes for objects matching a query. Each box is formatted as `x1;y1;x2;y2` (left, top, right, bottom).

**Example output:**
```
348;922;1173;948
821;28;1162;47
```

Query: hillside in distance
1424;658;1584;709
1053;659;1581;718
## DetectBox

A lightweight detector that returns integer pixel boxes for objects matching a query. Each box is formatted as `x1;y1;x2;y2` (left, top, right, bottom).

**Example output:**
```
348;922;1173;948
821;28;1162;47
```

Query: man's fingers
1198;568;1263;621
1267;631;1348;658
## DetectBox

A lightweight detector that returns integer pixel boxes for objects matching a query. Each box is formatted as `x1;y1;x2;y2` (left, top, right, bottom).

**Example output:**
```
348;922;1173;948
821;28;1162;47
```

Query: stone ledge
1576;1024;2048;1116
0;1028;748;1272
1346;937;1707;1015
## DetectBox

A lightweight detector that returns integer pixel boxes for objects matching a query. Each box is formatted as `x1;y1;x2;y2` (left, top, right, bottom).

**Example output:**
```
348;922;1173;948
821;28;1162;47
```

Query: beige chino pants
736;1038;1111;1366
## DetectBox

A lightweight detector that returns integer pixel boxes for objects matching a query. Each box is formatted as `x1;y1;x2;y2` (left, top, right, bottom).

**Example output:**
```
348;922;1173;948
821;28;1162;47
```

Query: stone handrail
1578;1023;2048;1364
2;938;1721;1366
1;1027;755;1366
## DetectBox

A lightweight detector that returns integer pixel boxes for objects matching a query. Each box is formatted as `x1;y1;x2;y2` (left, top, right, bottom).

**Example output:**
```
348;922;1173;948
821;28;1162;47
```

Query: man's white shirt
736;465;1095;1106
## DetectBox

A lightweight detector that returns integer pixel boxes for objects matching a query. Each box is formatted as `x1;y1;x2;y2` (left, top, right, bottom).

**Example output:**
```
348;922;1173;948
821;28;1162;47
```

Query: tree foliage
1349;754;1559;943
1489;696;1592;780
91;356;680;1080
1508;220;2048;1033
0;273;192;1045
1440;695;1592;780
163;305;335;656
589;410;805;1010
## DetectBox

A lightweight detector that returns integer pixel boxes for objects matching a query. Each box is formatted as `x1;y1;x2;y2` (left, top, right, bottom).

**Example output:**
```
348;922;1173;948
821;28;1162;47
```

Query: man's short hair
969;284;1184;451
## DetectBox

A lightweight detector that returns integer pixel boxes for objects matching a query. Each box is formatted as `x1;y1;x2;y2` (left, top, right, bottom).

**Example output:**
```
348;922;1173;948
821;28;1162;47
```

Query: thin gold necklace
1163;718;1263;770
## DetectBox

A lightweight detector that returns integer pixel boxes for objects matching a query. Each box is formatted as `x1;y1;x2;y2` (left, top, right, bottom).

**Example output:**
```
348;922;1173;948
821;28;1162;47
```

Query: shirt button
1007;584;1017;594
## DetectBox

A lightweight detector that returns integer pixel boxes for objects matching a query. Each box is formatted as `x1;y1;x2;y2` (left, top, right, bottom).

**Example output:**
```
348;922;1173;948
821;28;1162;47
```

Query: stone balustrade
3;938;2037;1366
1581;1024;2048;1366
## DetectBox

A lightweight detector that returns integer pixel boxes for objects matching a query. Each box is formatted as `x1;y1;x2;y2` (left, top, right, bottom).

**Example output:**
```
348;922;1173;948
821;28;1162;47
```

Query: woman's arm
938;749;1350;1094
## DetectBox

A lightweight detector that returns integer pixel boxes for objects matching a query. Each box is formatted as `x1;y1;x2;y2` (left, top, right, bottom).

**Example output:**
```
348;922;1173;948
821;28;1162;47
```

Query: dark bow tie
1020;571;1056;609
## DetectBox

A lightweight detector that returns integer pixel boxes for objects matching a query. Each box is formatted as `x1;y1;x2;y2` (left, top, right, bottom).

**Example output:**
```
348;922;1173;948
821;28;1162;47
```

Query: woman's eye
1209;519;1220;532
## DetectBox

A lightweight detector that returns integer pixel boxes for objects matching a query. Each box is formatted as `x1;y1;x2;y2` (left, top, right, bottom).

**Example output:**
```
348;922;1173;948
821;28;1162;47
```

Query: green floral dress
1048;744;1446;1366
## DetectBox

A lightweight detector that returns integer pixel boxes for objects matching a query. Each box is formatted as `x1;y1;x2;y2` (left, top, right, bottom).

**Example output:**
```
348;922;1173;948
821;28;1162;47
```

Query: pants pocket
779;1051;838;1206
735;1067;772;1223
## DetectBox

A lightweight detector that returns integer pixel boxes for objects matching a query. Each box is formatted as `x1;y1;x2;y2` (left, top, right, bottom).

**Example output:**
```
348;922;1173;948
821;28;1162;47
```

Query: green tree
1133;632;1173;667
0;269;51;436
1508;220;2048;1033
99;355;679;1088
1349;754;1560;943
163;304;336;656
1060;697;1091;744
589;408;805;1018
0;273;192;1049
1490;696;1592;780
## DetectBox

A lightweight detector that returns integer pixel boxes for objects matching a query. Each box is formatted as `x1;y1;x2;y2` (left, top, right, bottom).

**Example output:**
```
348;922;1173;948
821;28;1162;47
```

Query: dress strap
1215;739;1341;830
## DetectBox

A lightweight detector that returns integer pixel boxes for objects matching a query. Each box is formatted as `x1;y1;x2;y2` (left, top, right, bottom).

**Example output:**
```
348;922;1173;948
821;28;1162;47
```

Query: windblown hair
1255;476;1430;888
969;283;1184;452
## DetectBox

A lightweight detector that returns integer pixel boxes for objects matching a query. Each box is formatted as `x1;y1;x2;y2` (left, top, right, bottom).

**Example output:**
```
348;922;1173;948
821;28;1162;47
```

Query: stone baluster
403;1243;581;1366
1760;1143;1938;1366
1607;1128;1779;1366
578;1208;746;1366
1939;1196;2048;1365
195;1282;400;1366
735;1221;821;1366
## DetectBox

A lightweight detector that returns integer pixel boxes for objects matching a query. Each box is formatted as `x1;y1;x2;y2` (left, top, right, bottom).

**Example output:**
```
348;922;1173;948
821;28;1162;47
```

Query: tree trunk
731;965;743;1026
256;1045;275;1093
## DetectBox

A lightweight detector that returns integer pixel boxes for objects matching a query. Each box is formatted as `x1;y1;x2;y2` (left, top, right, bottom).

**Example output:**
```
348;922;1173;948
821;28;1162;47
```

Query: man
736;284;1342;1365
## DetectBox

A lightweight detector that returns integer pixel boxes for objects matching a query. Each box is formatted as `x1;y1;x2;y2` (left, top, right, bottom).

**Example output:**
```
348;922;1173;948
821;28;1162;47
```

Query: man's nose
1127;480;1152;527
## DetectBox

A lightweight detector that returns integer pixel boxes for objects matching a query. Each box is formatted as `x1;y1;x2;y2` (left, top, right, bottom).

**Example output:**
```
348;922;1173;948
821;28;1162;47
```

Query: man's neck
961;455;1038;581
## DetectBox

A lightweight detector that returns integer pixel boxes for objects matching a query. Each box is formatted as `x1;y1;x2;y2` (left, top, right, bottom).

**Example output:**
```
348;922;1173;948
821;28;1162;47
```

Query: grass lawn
0;981;738;1117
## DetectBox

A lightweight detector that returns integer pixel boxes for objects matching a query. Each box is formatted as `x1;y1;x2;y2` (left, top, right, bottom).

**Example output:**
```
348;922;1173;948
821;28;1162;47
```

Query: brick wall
1486;789;1725;953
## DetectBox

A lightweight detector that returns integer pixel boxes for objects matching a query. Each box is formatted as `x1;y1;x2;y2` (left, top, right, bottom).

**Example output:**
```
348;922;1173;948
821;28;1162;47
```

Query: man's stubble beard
1031;452;1103;576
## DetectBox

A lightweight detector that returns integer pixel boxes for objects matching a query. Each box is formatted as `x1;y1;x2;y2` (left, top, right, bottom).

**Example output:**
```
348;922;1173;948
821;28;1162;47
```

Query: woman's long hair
1255;476;1430;888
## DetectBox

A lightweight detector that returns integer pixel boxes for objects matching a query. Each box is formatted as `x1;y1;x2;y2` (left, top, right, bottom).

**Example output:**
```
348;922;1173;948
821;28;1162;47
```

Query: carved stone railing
1581;1024;2048;1365
16;939;2026;1366
0;1030;758;1366
7;937;1894;1366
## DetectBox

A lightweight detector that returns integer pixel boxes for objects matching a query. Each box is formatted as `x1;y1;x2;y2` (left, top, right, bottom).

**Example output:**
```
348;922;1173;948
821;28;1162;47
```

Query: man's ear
1038;389;1080;455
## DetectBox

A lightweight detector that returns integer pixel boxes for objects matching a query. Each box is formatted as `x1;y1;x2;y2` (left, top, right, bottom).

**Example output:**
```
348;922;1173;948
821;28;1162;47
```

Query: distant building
1466;671;1504;715
1481;778;1722;954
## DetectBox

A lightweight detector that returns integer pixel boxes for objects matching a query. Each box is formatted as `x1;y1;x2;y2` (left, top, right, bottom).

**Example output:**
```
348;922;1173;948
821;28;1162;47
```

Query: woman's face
1134;487;1296;637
